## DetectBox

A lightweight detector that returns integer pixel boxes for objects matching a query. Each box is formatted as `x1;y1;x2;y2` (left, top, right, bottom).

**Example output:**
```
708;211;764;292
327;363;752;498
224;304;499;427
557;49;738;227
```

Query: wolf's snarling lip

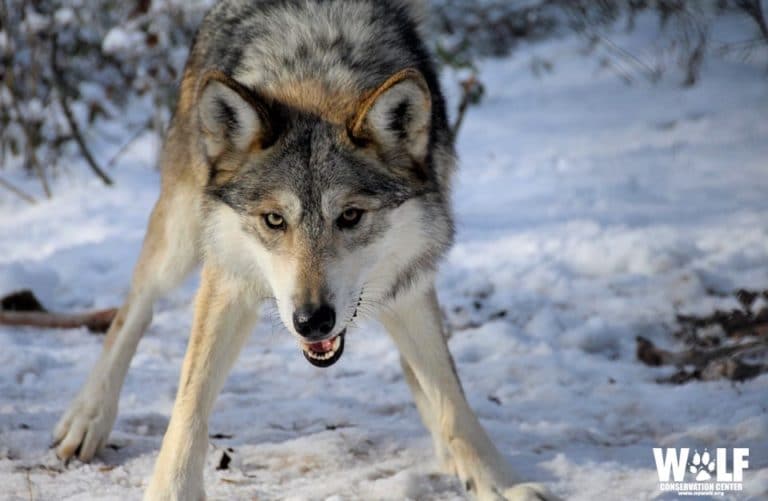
301;330;345;368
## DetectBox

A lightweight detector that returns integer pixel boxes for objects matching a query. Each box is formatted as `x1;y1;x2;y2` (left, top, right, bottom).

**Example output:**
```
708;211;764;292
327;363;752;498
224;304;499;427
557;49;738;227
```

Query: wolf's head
196;69;453;367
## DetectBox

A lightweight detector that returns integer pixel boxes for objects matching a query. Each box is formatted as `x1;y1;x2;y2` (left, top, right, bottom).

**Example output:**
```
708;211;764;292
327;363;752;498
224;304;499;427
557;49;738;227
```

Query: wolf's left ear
350;69;432;167
197;72;273;158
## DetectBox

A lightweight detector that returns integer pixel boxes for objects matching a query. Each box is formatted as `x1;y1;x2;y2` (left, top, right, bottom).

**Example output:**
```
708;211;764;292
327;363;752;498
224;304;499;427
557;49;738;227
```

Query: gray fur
194;0;455;300
53;3;559;499
190;0;453;189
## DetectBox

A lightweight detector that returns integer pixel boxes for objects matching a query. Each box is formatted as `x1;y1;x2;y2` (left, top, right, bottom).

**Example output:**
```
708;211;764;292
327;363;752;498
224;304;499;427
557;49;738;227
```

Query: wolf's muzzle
300;329;345;368
293;303;335;339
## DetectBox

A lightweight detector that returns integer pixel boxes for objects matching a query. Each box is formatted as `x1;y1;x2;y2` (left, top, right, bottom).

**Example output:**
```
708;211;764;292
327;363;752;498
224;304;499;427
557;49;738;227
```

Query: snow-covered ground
1;19;768;501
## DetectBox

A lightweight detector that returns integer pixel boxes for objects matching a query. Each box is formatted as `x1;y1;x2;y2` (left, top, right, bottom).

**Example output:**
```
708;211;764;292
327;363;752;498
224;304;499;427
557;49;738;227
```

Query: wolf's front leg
144;265;260;501
381;286;557;501
54;190;201;462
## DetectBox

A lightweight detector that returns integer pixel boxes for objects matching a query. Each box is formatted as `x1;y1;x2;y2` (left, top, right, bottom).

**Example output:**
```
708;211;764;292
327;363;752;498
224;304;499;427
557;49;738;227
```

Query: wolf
52;1;556;499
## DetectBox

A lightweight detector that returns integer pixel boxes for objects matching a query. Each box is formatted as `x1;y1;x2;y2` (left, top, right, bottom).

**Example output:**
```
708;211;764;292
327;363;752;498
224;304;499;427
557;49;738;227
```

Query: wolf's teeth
306;348;337;360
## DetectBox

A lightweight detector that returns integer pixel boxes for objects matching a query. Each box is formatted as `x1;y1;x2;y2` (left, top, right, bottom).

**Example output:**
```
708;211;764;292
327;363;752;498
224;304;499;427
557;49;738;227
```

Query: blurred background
1;1;767;500
0;0;768;188
3;0;768;189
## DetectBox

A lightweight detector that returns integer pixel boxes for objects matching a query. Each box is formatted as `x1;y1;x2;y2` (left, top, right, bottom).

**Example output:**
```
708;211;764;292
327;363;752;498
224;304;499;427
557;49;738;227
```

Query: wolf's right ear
197;72;273;158
349;69;432;170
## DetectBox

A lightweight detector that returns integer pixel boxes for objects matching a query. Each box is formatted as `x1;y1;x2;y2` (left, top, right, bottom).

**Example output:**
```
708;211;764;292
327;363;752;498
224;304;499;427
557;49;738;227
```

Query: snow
102;27;146;55
54;8;76;27
1;18;768;501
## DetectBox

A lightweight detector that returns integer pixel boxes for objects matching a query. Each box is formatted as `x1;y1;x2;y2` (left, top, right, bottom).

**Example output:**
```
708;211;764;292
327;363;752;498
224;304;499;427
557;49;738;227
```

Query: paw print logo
689;449;716;481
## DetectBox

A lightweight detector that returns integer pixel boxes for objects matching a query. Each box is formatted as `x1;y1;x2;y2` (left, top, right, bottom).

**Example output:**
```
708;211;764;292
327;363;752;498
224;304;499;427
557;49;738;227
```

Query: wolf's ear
350;69;432;167
198;72;273;158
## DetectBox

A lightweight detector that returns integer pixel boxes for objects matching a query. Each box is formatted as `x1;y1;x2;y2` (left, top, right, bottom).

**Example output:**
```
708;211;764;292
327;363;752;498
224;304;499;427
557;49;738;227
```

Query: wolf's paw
52;382;118;462
144;470;205;501
465;475;559;501
498;483;560;501
143;483;204;501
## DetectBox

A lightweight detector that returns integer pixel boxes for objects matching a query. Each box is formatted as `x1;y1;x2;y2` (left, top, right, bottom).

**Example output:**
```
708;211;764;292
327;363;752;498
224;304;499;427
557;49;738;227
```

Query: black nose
292;304;336;339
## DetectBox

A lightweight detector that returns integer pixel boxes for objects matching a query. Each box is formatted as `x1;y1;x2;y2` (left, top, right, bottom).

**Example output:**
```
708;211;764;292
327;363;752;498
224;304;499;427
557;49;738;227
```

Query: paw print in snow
689;449;715;481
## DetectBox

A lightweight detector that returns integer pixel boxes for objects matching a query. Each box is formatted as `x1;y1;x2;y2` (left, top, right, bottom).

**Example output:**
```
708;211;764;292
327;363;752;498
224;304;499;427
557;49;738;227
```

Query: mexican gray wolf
52;1;557;499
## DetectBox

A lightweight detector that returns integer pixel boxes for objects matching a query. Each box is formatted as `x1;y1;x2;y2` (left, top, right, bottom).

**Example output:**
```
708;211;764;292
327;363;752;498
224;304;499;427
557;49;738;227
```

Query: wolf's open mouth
301;329;345;368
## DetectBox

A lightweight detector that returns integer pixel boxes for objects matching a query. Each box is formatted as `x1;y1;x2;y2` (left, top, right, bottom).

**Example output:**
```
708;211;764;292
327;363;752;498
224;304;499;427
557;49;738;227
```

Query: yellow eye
338;208;364;229
264;213;285;230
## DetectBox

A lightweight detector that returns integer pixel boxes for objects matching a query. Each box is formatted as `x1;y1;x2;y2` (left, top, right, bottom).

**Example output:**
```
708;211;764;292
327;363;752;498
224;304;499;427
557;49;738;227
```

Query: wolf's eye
337;208;364;229
264;213;286;230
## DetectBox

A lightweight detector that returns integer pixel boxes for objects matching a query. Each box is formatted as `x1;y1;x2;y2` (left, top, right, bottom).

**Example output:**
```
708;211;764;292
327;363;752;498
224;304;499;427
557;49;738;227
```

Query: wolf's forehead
257;160;400;219
267;187;349;217
270;128;368;194
265;121;405;201
214;117;410;213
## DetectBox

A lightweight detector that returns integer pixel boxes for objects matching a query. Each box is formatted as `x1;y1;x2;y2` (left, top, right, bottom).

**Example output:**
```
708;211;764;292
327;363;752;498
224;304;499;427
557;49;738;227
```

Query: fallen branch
0;308;117;333
1;289;116;333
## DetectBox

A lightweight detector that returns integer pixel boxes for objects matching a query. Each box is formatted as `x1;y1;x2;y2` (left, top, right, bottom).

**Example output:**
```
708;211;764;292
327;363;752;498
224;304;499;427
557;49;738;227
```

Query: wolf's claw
53;382;117;462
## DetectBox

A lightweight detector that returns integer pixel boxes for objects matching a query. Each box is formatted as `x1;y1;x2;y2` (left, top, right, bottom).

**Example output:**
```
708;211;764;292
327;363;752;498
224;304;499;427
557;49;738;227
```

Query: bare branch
737;0;768;41
3;57;52;198
50;36;114;187
591;32;661;83
452;75;483;139
106;125;148;169
0;176;37;204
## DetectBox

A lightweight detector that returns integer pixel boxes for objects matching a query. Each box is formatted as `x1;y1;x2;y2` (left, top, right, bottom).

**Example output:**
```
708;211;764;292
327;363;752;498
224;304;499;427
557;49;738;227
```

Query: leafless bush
432;0;768;85
1;0;766;200
0;0;211;196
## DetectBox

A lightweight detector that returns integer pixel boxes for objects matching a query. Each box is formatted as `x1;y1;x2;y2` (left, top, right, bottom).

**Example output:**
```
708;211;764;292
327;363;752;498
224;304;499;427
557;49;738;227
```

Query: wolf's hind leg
53;189;201;462
381;286;559;501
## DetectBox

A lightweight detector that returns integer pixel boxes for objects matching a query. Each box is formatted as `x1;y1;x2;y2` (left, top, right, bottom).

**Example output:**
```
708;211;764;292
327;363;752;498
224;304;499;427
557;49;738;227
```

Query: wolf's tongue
309;338;335;353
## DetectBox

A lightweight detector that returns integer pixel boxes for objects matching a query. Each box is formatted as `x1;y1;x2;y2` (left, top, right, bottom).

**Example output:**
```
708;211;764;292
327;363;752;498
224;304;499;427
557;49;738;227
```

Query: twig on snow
1;289;116;333
0;308;117;333
636;335;768;383
636;335;767;368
